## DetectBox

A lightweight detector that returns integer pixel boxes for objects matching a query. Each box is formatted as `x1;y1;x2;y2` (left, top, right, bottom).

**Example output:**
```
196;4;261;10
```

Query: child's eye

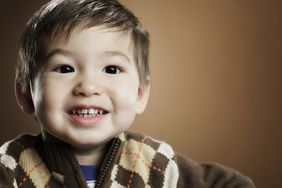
103;65;121;74
54;65;75;73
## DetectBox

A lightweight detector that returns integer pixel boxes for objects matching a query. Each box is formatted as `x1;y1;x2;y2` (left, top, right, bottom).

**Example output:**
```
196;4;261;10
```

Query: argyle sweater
0;132;255;188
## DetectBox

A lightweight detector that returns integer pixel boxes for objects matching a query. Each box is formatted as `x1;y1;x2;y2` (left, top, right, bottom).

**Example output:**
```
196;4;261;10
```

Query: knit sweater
0;132;255;188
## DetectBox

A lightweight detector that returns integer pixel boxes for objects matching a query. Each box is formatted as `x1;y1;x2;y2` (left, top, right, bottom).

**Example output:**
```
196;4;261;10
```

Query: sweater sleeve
175;153;255;188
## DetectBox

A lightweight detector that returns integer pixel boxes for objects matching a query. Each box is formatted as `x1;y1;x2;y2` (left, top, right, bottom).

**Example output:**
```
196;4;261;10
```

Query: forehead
39;25;134;60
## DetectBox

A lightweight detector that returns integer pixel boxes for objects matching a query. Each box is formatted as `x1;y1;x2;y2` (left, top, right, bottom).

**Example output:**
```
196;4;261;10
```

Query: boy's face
20;26;150;149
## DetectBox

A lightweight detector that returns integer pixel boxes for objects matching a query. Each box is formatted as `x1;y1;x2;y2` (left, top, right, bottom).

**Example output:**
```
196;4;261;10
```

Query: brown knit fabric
0;132;255;188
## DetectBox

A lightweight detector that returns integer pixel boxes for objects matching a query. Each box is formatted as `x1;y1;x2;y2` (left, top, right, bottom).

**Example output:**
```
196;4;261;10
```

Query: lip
67;104;109;127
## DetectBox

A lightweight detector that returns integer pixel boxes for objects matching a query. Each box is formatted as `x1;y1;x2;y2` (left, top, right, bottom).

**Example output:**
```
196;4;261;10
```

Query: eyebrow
102;51;131;63
43;48;73;62
43;49;131;63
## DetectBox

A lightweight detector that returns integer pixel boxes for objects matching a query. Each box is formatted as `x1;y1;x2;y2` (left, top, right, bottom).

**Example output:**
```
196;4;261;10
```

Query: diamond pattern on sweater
110;134;179;188
19;148;51;187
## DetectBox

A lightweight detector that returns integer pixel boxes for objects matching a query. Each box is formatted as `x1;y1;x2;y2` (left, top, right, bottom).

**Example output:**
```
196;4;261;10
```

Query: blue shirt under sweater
80;165;100;188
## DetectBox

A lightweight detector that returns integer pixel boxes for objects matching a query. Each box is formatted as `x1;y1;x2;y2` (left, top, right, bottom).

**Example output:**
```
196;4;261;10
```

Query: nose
73;74;103;97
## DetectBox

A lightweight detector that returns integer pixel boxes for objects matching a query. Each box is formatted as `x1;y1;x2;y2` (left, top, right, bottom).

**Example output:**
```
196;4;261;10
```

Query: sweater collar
38;130;125;187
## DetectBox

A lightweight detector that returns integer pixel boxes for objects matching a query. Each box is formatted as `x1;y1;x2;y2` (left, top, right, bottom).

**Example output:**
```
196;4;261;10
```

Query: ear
15;82;35;114
136;78;151;114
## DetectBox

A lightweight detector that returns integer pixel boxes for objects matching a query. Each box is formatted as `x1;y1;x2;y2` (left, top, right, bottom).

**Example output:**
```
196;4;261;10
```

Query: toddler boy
0;0;255;187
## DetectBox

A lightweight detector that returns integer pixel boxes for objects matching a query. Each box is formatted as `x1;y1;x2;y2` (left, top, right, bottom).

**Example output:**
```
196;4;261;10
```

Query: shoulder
0;134;40;169
0;134;40;187
122;132;255;188
174;152;255;187
0;134;40;156
122;131;175;159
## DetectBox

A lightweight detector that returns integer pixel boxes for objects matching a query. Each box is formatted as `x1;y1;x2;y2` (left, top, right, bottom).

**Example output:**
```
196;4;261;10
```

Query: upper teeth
72;108;104;116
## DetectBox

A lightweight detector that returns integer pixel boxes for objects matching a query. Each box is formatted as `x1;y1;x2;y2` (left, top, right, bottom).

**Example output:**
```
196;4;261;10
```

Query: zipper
95;138;121;188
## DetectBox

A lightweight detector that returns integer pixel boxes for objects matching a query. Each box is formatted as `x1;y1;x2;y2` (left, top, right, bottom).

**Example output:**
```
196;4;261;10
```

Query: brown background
0;1;281;187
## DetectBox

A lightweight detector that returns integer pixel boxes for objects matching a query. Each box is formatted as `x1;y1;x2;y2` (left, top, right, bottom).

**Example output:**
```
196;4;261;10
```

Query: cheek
33;78;67;117
110;81;139;108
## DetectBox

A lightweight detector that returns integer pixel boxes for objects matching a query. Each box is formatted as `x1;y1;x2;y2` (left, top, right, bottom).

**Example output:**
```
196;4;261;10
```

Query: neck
73;142;110;166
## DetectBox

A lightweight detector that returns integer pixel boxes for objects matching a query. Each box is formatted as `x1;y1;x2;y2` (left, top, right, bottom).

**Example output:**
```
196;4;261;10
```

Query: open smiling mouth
68;107;109;126
70;107;109;118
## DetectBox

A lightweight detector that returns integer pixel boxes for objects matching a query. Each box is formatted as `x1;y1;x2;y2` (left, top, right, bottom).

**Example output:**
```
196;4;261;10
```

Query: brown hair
16;0;150;90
